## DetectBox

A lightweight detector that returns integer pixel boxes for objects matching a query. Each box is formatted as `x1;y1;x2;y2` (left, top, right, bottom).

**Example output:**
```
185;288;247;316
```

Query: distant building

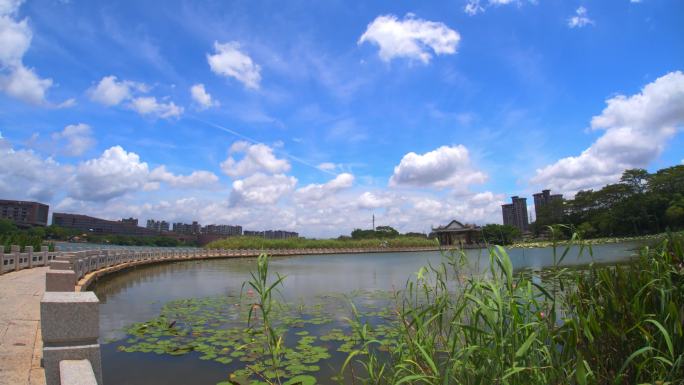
533;189;564;223
172;221;201;235
502;196;529;232
0;199;49;227
244;230;299;239
121;217;139;226
202;224;242;237
430;220;481;246
52;213;157;236
146;219;170;233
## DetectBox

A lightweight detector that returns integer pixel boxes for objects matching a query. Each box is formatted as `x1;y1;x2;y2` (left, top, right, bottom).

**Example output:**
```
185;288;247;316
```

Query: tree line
535;165;684;238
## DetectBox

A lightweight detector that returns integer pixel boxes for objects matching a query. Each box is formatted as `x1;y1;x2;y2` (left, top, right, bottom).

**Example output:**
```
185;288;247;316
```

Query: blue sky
0;0;683;237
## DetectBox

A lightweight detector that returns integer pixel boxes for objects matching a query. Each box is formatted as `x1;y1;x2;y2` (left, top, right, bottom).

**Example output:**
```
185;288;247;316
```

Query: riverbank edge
76;245;475;291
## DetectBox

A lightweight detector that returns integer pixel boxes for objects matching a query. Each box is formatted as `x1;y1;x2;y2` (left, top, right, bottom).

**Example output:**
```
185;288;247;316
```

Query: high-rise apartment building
0;199;49;227
533;189;564;224
501;196;529;232
146;219;170;233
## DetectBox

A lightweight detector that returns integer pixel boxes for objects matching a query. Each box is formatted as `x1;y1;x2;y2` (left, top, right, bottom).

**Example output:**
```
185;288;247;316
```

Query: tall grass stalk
243;253;287;385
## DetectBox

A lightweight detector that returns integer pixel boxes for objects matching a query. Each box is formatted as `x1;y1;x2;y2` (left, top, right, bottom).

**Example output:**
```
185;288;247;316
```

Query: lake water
94;242;640;385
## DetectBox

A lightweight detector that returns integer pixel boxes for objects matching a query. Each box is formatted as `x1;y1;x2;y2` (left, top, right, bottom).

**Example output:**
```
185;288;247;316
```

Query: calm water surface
94;243;639;385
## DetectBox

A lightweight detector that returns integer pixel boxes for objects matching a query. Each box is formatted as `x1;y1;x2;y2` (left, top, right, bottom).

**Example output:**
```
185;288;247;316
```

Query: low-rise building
0;199;49;227
52;213;157;236
172;221;201;235
244;230;299;239
121;217;138;226
430;220;481;246
202;224;242;236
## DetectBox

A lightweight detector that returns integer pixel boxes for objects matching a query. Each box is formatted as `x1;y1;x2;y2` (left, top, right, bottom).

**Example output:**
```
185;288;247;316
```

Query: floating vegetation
111;287;401;385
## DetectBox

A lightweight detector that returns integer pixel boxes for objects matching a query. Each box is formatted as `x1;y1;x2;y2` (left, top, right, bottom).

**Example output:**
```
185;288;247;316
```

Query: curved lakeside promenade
0;244;454;385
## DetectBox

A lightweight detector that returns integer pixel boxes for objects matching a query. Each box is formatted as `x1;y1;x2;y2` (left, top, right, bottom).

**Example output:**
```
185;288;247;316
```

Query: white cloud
568;6;594;28
0;5;29;66
0;65;52;104
0;1;25;17
149;165;219;188
221;141;290;178
464;0;536;16
389;145;487;190
356;191;396;209
128;96;183;119
2;133;507;236
88;75;147;106
207;41;261;90
88;75;182;118
0;136;70;202
69;146;151;201
295;173;354;201
190;83;218;110
358;14;460;64
0;0;55;105
317;162;337;171
230;173;297;205
464;0;485;16
51;123;96;156
532;71;684;195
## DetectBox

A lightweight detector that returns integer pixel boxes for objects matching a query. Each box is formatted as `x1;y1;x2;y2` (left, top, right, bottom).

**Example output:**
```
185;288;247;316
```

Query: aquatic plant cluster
112;287;401;385
113;234;684;384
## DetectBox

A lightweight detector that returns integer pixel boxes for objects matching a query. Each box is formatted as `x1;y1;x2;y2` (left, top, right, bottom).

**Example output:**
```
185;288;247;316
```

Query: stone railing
0;245;59;274
2;244;447;385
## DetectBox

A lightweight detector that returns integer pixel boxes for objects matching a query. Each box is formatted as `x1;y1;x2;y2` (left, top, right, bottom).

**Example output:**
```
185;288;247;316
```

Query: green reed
341;233;684;385
243;253;287;385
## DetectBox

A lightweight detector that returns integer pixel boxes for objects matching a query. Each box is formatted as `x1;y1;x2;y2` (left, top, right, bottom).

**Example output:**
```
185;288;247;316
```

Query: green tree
620;168;650;194
481;224;521;245
665;194;684;228
0;219;17;235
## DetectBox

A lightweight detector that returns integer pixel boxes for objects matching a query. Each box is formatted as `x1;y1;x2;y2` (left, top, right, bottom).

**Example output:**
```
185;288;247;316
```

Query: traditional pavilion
431;220;482;246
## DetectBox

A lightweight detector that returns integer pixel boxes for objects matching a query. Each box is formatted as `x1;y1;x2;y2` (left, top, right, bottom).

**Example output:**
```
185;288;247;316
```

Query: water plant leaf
282;374;316;385
514;331;537;358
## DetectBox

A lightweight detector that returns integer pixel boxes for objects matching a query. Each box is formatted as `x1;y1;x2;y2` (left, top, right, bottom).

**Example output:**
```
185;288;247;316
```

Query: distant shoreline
507;231;680;249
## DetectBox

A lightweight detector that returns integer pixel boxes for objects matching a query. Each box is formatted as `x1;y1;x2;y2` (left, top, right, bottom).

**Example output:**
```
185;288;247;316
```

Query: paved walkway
0;267;47;385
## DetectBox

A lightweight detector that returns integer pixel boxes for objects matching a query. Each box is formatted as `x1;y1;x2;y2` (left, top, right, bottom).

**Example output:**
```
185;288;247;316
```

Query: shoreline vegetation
205;231;684;251
205;235;438;250
508;230;684;249
236;232;683;385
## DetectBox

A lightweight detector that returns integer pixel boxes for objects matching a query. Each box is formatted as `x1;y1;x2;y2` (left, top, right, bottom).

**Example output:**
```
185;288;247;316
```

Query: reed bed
340;233;684;385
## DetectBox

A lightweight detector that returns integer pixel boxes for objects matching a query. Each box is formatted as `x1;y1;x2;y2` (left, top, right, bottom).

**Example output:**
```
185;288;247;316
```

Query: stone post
60;360;98;385
41;292;102;385
11;245;20;271
27;245;34;268
46;270;77;292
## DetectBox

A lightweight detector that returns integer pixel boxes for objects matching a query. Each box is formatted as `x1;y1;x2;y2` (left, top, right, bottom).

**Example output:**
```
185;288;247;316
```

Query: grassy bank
205;236;438;250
